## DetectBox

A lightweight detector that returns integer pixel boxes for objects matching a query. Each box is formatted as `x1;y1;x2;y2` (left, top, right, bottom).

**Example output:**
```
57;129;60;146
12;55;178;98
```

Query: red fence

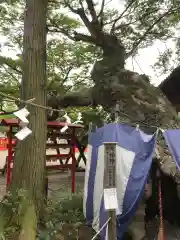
0;138;16;150
0;137;87;152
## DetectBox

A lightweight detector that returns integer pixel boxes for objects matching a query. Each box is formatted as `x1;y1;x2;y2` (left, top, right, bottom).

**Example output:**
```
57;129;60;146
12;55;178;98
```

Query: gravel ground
0;149;86;200
0;171;85;201
0;176;5;200
48;171;85;200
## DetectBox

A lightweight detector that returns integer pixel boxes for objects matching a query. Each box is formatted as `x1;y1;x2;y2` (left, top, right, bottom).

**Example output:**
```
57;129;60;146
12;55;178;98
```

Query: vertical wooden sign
104;142;117;240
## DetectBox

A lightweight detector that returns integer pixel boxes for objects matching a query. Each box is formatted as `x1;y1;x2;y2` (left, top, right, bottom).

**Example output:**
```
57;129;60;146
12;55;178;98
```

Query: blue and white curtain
163;129;180;170
83;123;157;239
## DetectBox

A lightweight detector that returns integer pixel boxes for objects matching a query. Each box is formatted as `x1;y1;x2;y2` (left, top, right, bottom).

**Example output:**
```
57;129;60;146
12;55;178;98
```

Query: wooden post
104;142;117;240
67;168;72;200
6;126;13;189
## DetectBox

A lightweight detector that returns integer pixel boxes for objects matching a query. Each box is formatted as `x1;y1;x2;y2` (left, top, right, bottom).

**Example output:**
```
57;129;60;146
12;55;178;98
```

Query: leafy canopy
0;0;179;107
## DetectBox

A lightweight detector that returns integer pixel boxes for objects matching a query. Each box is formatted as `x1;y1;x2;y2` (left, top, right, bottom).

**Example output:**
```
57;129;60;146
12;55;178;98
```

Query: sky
126;40;175;86
105;0;176;86
0;0;176;86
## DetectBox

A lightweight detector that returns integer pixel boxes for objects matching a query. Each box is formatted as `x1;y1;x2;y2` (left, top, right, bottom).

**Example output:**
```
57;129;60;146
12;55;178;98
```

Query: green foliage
37;196;85;240
0;1;100;102
0;192;86;240
48;196;84;223
0;0;179;112
0;0;179;100
46;40;98;93
153;47;175;75
54;0;180;55
48;13;81;31
0;189;34;239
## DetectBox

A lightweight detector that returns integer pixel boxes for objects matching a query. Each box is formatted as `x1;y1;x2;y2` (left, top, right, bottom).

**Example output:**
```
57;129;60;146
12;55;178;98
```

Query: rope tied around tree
0;91;63;113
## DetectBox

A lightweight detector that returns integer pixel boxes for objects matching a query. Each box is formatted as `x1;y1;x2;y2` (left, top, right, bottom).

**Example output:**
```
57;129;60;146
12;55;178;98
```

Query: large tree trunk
56;34;180;182
89;37;180;239
58;34;177;126
91;37;180;181
11;0;48;219
46;1;180;236
91;36;175;124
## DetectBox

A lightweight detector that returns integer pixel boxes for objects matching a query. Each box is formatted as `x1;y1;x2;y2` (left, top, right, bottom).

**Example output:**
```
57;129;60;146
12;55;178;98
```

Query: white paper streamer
14;107;32;140
61;112;83;133
15;127;32;140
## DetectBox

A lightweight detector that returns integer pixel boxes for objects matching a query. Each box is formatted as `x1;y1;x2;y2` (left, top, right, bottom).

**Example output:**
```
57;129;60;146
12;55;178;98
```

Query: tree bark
52;33;180;239
11;0;48;217
50;34;180;184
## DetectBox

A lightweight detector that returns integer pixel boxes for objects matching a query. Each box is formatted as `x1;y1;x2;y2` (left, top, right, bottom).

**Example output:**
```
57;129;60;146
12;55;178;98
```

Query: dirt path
0;147;86;200
0;176;5;200
48;171;84;200
0;171;85;200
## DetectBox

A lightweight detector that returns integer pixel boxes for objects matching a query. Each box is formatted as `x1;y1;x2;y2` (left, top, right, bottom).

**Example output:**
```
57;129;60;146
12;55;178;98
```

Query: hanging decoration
61;112;83;133
73;112;83;124
61;113;72;133
13;107;32;140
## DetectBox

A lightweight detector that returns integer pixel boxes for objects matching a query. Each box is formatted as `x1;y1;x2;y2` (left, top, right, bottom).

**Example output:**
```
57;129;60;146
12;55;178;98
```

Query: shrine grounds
0;150;96;239
0;150;146;239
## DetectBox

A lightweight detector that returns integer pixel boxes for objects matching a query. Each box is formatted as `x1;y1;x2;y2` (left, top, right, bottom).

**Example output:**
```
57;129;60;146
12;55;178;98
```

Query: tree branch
63;0;103;41
127;7;179;57
73;32;99;44
115;8;164;32
61;65;74;85
98;0;105;26
77;8;99;37
104;11;134;27
63;0;93;33
65;78;88;92
63;0;79;14
2;66;20;83
85;0;98;22
57;88;94;108
47;16;77;40
47;88;95;120
111;0;137;33
0;56;22;75
114;20;139;31
47;26;76;41
48;23;99;45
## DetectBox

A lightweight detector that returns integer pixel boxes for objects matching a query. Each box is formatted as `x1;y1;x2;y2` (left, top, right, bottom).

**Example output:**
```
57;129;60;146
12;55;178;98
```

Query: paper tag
14;108;29;123
73;120;83;124
104;188;118;210
61;125;68;133
15;127;32;140
63;113;71;124
14;107;29;117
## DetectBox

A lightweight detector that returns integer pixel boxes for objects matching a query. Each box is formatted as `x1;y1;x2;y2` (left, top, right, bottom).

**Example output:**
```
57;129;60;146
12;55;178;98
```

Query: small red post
6;126;13;189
